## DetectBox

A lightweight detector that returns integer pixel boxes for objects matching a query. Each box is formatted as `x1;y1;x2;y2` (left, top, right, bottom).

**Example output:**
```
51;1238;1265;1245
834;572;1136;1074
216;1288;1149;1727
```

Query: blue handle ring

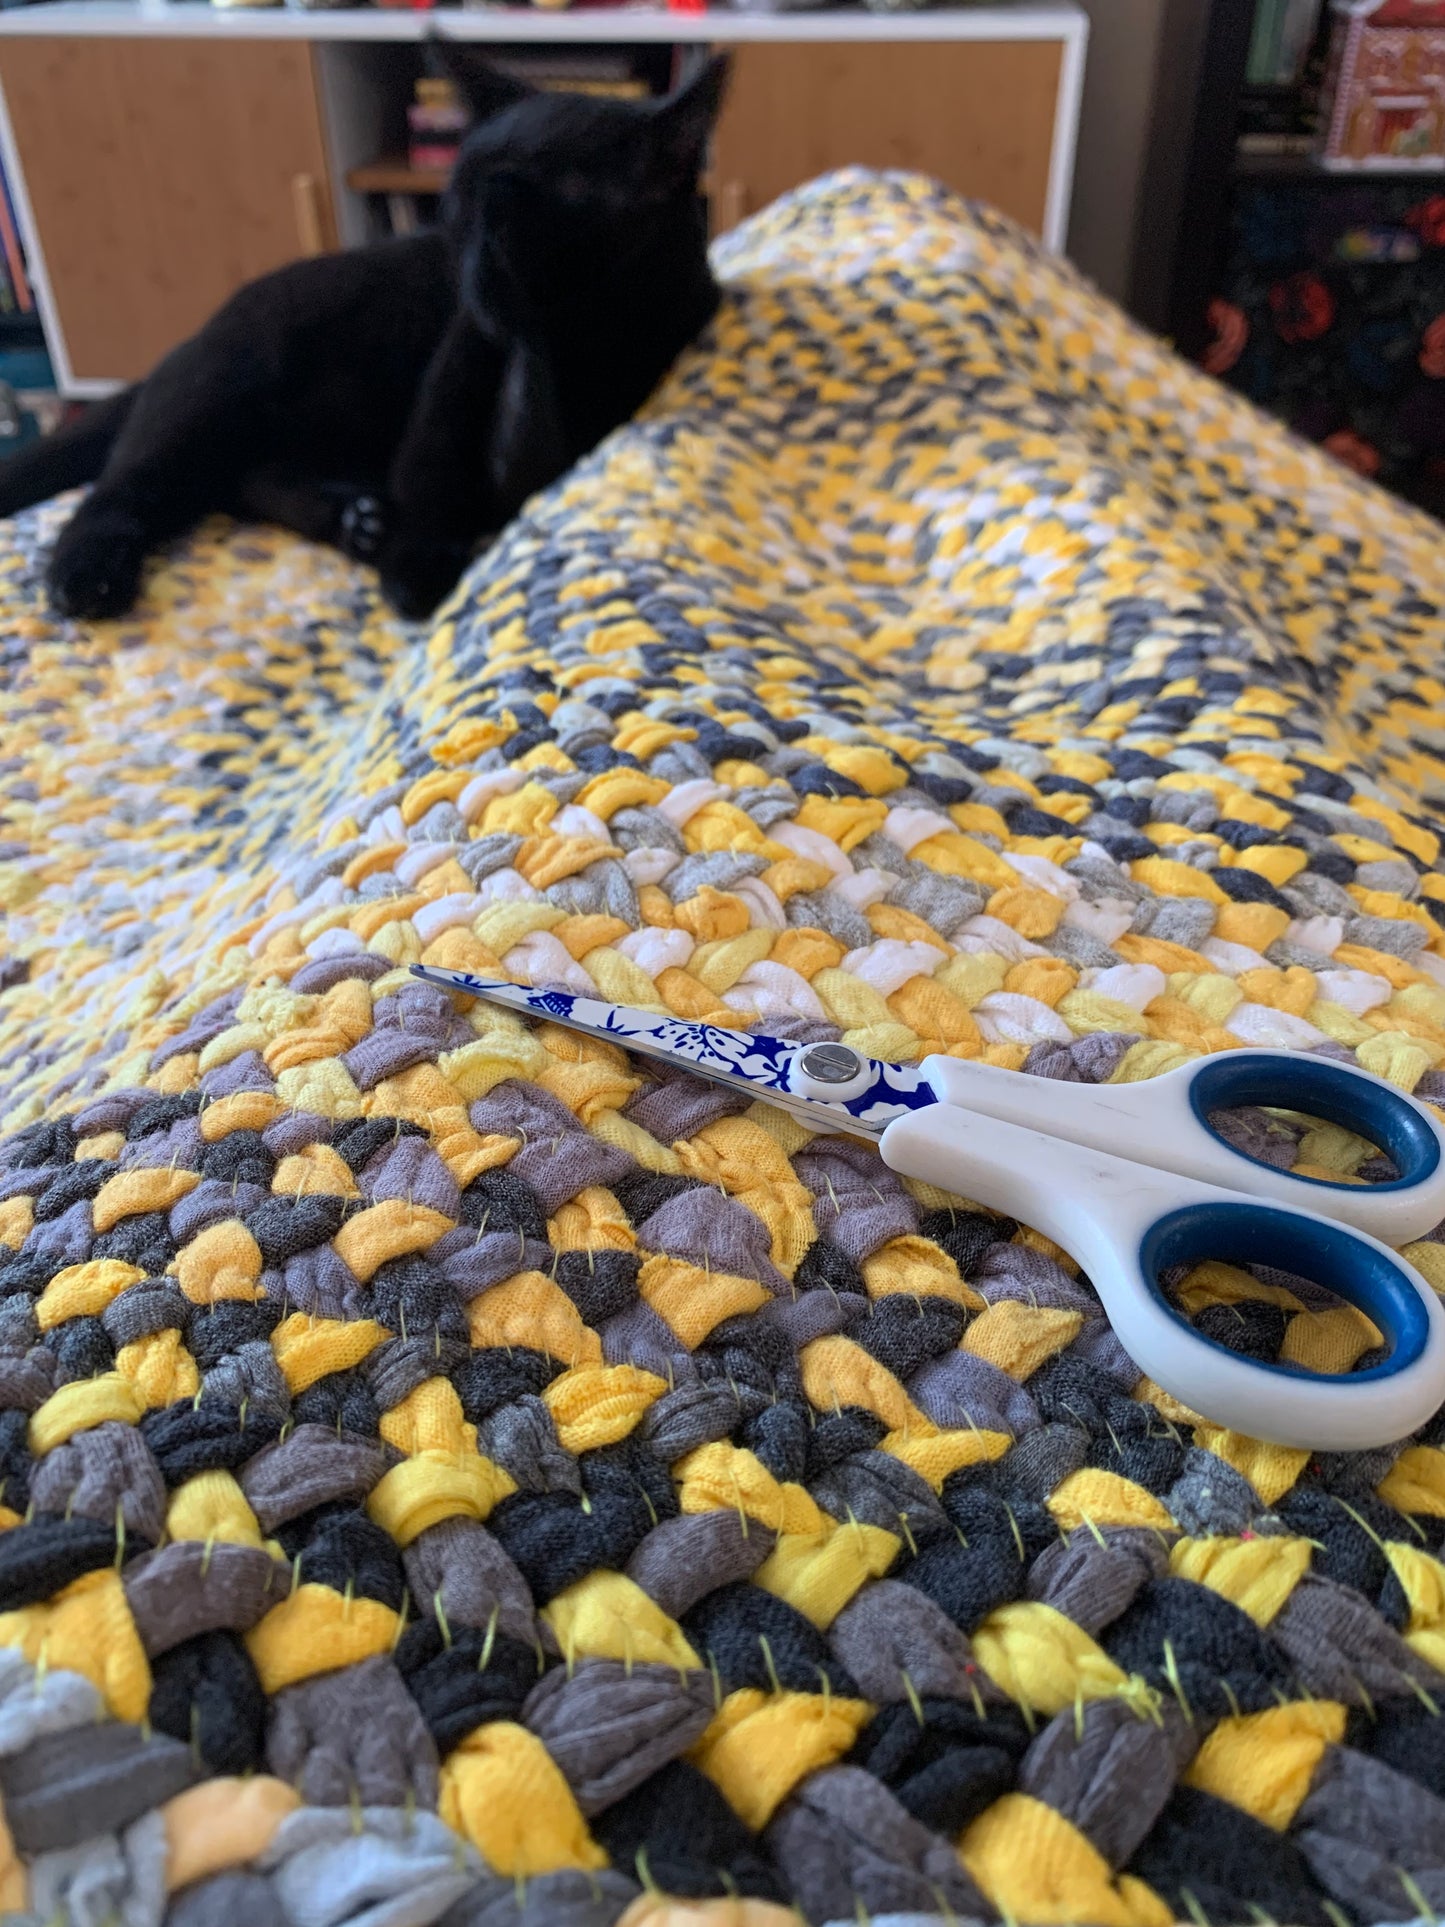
1139;1200;1431;1383
1187;1053;1440;1194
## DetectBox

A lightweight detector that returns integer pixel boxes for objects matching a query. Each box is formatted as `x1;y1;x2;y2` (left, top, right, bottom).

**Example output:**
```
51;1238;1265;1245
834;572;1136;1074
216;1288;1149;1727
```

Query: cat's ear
428;42;538;123
646;54;731;188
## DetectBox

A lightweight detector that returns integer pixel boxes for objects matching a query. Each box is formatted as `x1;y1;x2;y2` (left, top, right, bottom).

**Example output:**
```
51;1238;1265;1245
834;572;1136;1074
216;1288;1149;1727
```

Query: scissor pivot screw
788;1042;875;1105
799;1044;865;1085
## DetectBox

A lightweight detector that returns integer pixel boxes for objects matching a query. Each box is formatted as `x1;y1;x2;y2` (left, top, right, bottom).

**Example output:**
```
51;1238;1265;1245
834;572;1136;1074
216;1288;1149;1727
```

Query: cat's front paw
339;493;387;562
378;535;474;621
47;506;149;619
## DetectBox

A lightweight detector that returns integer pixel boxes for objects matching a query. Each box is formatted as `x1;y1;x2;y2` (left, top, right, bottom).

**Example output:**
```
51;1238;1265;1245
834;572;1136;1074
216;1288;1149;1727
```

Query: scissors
411;964;1445;1452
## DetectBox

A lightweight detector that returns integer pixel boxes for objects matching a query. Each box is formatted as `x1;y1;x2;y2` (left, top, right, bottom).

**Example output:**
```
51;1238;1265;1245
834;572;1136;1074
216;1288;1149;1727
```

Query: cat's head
437;50;730;336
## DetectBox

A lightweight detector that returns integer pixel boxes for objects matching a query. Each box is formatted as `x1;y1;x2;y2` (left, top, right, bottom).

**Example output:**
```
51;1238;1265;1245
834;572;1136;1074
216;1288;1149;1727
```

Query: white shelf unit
0;1;1087;395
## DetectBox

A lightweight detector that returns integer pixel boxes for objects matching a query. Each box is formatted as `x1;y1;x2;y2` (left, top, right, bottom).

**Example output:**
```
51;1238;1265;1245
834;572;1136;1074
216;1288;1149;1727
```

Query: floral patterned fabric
1207;179;1445;513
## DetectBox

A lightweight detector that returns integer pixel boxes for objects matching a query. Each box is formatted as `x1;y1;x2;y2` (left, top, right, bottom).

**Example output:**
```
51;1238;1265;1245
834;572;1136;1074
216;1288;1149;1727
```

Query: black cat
0;50;729;621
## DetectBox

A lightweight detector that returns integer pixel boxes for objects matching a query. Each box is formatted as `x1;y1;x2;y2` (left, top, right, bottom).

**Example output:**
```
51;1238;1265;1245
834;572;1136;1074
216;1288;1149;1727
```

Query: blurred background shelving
0;4;1088;392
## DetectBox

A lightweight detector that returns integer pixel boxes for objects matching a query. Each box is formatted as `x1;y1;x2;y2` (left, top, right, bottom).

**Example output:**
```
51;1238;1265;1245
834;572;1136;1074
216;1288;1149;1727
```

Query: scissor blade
409;965;932;1139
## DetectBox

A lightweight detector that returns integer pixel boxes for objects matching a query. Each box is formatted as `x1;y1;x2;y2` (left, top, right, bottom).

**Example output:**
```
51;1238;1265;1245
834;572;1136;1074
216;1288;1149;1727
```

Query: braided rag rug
6;170;1445;1927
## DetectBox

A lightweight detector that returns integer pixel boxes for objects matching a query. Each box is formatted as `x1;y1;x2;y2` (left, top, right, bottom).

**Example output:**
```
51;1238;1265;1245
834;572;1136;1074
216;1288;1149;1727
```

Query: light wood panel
0;37;338;382
709;40;1062;239
347;157;450;197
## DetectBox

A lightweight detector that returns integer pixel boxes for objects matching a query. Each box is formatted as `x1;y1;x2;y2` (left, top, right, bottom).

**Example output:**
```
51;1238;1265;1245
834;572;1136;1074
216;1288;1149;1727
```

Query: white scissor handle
919;1049;1445;1247
879;1101;1445;1451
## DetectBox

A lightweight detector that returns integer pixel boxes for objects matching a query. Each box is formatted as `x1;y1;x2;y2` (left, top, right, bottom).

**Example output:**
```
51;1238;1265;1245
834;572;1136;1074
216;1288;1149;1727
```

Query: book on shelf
359;48;663;237
1238;131;1318;155
1247;0;1325;88
453;47;658;95
0;153;31;315
408;77;469;174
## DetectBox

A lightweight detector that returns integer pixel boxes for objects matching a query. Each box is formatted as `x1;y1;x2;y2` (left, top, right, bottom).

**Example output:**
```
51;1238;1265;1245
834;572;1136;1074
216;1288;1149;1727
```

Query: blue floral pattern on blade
409;967;936;1137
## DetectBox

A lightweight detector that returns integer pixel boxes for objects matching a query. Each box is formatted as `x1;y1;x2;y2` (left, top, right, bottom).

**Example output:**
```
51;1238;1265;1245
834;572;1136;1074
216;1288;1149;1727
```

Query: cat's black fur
0;50;728;621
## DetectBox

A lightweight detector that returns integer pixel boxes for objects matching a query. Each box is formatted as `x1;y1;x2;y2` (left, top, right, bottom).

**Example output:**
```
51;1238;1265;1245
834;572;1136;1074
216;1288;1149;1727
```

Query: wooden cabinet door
0;38;337;385
709;41;1063;241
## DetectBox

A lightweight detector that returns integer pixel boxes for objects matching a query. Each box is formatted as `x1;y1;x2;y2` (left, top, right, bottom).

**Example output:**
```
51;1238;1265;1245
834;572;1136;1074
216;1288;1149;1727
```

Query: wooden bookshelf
0;1;1088;393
